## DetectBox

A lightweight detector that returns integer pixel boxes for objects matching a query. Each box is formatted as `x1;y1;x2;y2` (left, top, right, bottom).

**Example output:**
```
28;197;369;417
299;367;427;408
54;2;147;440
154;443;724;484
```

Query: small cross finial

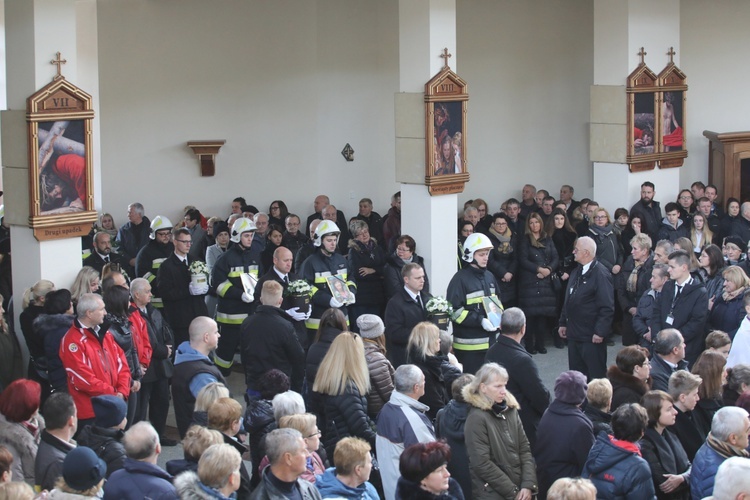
667;46;676;64
638;47;647;65
440;48;452;70
50;52;67;80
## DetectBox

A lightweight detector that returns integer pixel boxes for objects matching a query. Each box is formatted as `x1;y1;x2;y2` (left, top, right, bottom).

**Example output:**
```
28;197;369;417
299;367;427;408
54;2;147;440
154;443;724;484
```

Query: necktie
417;295;423;309
283;275;289;285
103;255;109;263
675;284;683;299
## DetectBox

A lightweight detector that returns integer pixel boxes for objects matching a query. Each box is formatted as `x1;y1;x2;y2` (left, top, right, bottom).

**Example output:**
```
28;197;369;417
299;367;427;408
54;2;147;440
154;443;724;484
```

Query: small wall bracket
187;140;226;176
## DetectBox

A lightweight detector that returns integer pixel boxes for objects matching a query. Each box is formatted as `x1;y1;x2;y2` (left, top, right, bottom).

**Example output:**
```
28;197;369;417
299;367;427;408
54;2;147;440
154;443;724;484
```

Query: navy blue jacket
581;433;656;499
650;279;708;366
103;457;177;500
559;259;614;341
689;443;729;500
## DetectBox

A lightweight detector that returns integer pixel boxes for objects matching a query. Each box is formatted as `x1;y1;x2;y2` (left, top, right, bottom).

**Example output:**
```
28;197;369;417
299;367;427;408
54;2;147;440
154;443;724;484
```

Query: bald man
255;246;310;349
305;194;347;237
171;317;227;438
558;236;614;380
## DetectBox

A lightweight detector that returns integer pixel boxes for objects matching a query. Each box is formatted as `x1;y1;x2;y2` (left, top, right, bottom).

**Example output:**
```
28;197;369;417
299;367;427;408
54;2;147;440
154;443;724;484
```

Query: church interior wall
76;0;750;225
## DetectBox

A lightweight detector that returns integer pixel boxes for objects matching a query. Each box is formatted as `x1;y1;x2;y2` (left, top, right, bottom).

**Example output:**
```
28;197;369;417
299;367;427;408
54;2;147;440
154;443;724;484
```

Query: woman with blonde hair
408;321;462;420
313;332;376;461
709;265;750;338
19;279;55;395
174;443;243;500
690;212;715;256
547;478;596;500
69;266;100;307
165;424;223;477
356;315;395;420
691;350;727;437
587;207;623;275
463;363;537;499
190;381;229;429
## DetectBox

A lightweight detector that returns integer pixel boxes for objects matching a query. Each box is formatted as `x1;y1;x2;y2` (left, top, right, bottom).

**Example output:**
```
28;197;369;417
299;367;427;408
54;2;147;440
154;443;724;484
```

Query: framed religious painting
424;50;470;195
626;49;659;172
26;56;97;240
656;50;687;169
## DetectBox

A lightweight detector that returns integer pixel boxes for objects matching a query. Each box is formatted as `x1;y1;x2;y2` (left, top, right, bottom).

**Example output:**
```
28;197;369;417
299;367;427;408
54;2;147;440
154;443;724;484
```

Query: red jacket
59;321;131;420
128;303;153;369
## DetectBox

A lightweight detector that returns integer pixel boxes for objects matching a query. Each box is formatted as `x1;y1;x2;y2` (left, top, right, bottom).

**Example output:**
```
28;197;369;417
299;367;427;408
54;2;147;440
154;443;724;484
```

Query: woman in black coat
518;213;559;354
587;207;623;274
313;333;377;461
640;391;691;500
546;209;577;347
259;224;284;274
383;235;430;300
347;219;387;325
103;285;142;426
607;346;652;411
708;265;750;339
486;213;519;308
36;289;75;393
407;322;462;421
616;233;654;346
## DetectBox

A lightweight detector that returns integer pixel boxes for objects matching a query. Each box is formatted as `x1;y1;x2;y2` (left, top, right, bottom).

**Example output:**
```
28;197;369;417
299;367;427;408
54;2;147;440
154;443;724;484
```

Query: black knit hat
92;395;127;428
554;370;588;405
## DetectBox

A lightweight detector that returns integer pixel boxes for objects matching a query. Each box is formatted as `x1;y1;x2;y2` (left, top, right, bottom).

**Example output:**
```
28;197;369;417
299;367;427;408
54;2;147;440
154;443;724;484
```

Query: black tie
283;275;289;285
103;255;109;263
417;295;423;309
675;284;683;299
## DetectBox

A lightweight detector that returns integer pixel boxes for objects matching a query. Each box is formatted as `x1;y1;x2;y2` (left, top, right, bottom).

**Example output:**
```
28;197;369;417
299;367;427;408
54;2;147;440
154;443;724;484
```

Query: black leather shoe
160;437;178;447
526;347;538;355
537;347;548;354
554;340;565;349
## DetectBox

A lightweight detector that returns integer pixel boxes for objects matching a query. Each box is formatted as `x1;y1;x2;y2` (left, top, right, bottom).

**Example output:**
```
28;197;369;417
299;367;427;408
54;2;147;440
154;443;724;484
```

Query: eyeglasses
305;430;322;438
594;215;607;220
396;247;411;252
174;239;192;245
270;206;280;210
679;196;692;201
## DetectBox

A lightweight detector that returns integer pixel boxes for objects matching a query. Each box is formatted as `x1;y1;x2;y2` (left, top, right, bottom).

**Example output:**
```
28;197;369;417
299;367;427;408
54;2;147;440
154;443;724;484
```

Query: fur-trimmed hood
462;385;519;411
173;471;233;499
606;365;650;395
33;313;75;333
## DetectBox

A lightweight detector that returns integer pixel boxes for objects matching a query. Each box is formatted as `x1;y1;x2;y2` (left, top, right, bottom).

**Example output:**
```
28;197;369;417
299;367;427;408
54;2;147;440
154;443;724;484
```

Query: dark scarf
354;239;376;258
589;223;614;238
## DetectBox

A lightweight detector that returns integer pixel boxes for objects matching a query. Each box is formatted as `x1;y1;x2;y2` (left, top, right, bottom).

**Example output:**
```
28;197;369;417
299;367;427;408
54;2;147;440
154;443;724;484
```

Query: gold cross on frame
50;52;67;80
637;47;647;65
440;48;452;70
667;47;676;64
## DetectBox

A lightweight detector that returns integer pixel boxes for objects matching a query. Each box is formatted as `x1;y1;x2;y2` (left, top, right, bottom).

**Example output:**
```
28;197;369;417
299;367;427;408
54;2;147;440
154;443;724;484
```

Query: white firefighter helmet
313;220;341;247
149;216;173;239
462;233;493;262
230;217;257;243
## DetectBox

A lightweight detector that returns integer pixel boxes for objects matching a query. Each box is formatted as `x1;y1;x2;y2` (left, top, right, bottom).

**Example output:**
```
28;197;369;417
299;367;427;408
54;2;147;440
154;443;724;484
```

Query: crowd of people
2;181;750;498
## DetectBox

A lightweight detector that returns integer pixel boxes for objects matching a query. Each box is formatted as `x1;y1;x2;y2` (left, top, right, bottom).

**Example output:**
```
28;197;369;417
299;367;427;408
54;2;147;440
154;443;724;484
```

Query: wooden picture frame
326;275;355;305
27;73;97;240
424;59;470;196
656;57;687;169
626;54;659;172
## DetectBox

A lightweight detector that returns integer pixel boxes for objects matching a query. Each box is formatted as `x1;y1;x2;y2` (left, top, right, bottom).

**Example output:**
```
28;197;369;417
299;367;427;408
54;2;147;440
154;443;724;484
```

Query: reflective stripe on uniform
217;281;233;297
214;353;233;369
452;342;490;351
306;317;321;330
466;290;484;305
144;272;156;283
452;308;469;324
216;312;248;325
152;258;166;269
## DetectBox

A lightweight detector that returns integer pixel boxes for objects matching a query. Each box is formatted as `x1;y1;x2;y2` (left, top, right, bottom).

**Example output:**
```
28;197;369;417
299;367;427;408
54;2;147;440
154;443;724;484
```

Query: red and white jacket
59;320;131;420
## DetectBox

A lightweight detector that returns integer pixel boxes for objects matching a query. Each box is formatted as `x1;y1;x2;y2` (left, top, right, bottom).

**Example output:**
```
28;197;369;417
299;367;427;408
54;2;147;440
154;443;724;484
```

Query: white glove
329;297;344;308
481;318;496;332
348;294;356;305
241;292;254;303
189;283;209;296
286;307;307;322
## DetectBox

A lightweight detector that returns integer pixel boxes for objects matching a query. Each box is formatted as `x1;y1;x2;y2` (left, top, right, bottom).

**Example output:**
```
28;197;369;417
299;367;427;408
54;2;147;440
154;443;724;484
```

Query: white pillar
3;0;99;337
396;0;457;295
591;0;681;212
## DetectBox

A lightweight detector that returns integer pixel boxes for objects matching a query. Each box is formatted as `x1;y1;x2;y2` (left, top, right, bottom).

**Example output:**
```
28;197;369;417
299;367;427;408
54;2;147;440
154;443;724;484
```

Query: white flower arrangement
188;261;209;276
425;296;453;315
288;279;312;295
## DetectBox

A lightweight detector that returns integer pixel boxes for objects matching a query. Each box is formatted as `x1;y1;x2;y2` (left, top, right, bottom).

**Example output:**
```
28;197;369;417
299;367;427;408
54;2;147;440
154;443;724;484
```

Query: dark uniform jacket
135;239;174;309
300;249;356;331
384;287;430;368
254;268;307;348
157;253;209;331
650;278;708;365
559;259;614;341
211;242;263;327
447;265;501;354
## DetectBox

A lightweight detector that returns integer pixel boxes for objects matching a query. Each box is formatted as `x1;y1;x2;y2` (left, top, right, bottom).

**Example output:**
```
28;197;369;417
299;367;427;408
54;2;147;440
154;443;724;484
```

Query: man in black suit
650;250;708;366
560;184;580;219
384;262;431;368
156;227;209;346
254;246;310;348
83;232;123;276
485;307;549;447
649;328;688;392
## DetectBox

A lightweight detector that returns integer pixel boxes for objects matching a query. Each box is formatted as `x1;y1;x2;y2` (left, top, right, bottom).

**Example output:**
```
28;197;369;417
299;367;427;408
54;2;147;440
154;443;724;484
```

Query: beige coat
463;388;537;499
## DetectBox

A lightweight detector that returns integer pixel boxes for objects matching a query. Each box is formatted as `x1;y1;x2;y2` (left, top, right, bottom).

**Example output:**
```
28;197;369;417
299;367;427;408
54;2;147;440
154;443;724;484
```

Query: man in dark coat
534;371;595;499
649;250;708;366
76;395;127;478
254;246;310;349
35;392;77;491
240;280;305;396
384;262;431;368
649;328;687;392
731;202;750;246
156;227;209;346
559;236;614;380
102;422;177;499
116;202;151;276
82;231;124;276
129;278;175;445
629;181;662;242
485;307;549;447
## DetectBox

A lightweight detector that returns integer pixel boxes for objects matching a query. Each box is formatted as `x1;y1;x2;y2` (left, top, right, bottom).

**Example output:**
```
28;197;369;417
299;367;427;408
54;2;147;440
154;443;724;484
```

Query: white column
396;0;457;296
3;0;98;336
591;0;681;211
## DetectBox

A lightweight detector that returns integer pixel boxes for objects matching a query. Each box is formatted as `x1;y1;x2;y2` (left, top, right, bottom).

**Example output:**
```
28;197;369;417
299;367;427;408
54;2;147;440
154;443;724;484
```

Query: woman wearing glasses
587;208;623;275
383;235;430;300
